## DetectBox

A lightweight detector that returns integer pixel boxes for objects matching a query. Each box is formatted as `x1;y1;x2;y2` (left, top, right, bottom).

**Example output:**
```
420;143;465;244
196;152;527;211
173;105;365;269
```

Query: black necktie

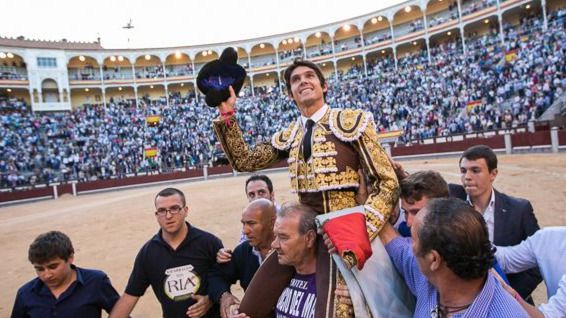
302;119;315;161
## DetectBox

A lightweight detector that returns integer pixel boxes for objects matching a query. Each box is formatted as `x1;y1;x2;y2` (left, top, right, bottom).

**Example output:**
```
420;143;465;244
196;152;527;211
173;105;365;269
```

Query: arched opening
426;0;459;29
167;82;196;104
194;50;219;73
134;54;163;79
0;52;27;80
305;32;333;58
502;1;544;39
250;43;276;69
392;5;425;39
461;0;497;16
366;48;395;75
464;15;501;50
336;55;364;80
68;55;100;81
334;24;362;52
70;87;103;109
252;72;278;95
396;40;428;69
362;16;392;46
102;55;133;81
0;88;31;112
429;28;463;62
41;79;59;102
278;37;304;63
165;51;193;77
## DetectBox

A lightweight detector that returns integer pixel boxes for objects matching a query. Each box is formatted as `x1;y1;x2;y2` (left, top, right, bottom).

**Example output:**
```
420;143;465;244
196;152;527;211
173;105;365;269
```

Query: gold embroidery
327;190;357;212
312;157;337;173
272;120;300;150
334;272;355;318
212;117;279;172
329;109;371;142
314;167;359;189
356;120;400;240
312;141;337;156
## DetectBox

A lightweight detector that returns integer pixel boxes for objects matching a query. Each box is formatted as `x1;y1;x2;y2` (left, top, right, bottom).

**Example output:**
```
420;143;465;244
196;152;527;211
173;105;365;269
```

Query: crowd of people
1;10;564;190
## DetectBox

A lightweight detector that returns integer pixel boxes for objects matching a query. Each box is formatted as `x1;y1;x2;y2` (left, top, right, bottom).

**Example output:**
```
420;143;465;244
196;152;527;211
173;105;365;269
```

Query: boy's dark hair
459;145;498;172
28;231;74;264
400;170;449;203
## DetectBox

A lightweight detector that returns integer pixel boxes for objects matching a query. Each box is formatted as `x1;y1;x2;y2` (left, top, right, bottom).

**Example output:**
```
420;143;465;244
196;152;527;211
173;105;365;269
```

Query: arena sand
1;153;565;317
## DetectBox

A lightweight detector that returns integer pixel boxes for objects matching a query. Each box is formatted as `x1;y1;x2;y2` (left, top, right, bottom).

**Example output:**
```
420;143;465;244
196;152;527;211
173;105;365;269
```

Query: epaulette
271;119;300;151
329;108;374;142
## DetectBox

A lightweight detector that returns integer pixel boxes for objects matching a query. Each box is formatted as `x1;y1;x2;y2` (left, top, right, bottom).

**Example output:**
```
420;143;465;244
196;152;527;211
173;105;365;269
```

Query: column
360;31;368;76
457;0;467;54
99;63;107;109
495;0;505;45
389;22;398;69
541;0;548;31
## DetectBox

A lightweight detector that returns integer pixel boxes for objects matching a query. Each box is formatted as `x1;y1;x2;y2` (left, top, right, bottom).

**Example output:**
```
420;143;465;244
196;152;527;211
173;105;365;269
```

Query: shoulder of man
272;119;300;151
328;108;374;142
448;183;467;200
233;239;253;255
495;189;532;210
75;266;108;280
190;225;222;241
16;277;41;296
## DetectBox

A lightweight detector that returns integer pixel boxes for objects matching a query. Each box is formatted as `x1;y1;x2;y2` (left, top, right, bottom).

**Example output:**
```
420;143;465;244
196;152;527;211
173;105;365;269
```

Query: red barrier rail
0;131;562;204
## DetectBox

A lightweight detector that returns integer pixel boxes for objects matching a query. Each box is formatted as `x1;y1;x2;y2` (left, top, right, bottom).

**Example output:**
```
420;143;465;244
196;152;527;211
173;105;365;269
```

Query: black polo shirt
126;223;222;318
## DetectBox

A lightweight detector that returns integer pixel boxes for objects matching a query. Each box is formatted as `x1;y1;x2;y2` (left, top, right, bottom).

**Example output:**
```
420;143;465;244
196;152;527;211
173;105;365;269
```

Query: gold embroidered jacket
213;107;399;240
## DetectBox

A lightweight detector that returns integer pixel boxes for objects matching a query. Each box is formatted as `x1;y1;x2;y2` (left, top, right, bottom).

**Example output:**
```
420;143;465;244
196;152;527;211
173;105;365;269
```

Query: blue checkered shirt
385;237;528;318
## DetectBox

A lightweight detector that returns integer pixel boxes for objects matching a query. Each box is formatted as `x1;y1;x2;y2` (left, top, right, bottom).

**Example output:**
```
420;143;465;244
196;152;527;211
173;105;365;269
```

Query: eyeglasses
155;205;185;216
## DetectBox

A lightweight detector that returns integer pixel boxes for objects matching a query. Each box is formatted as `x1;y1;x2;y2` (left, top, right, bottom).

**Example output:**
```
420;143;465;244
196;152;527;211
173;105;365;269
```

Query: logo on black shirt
163;264;201;301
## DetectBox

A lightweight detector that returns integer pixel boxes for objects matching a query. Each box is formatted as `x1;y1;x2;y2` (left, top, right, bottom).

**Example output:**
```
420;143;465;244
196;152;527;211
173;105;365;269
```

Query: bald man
208;199;276;318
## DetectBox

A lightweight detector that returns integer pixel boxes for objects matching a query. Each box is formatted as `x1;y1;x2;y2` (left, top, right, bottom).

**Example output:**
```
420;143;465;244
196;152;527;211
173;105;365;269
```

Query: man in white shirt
496;226;566;317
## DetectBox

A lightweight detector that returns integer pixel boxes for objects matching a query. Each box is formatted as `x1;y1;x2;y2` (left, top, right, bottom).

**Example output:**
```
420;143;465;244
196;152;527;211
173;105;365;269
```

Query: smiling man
213;58;397;240
11;231;120;318
449;145;541;303
212;58;398;316
110;187;223;318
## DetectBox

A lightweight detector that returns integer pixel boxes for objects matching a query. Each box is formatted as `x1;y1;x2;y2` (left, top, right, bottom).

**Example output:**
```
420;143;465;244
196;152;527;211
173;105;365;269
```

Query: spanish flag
144;147;158;158
146;115;160;126
466;100;481;112
505;49;518;63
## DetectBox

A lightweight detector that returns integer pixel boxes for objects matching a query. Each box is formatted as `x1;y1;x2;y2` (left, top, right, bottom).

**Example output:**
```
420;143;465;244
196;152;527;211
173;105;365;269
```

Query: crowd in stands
279;47;304;61
136;65;164;79
461;0;497;16
0;9;565;190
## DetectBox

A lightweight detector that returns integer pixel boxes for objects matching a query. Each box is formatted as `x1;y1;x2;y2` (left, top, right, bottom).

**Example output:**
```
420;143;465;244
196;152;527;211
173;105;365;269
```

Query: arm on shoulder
109;293;140;318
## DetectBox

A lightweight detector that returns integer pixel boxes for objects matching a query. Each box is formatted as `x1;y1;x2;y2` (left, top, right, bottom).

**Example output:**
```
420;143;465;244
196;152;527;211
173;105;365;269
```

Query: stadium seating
0;8;564;190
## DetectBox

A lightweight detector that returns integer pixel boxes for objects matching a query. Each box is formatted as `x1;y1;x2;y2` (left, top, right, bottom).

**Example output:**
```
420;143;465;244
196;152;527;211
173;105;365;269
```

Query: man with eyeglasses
110;187;223;318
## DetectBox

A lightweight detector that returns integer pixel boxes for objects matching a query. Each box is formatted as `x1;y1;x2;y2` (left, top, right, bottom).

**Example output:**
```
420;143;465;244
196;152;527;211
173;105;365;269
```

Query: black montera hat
196;47;247;107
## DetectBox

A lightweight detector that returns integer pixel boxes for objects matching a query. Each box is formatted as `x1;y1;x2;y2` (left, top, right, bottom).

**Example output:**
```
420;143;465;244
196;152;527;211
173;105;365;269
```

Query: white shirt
496;227;566;299
300;104;329;127
467;188;496;242
539;274;566;318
